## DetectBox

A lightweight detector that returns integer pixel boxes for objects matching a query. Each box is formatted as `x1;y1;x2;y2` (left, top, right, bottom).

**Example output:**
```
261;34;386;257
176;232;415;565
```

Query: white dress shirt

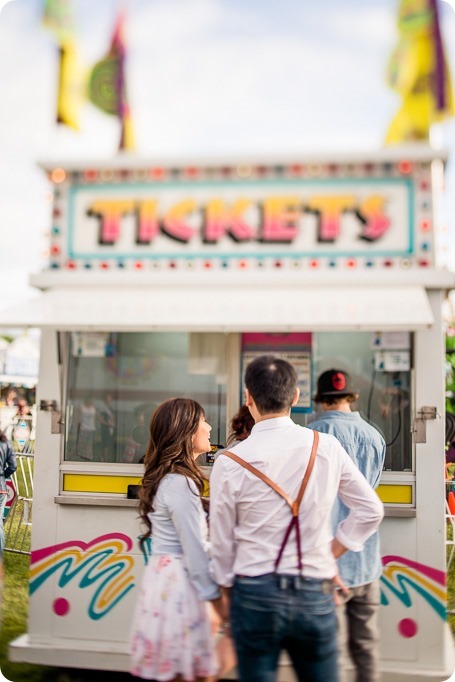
209;416;384;587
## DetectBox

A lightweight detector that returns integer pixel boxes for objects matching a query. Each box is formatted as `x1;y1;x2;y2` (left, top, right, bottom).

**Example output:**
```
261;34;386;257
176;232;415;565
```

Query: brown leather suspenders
220;430;319;572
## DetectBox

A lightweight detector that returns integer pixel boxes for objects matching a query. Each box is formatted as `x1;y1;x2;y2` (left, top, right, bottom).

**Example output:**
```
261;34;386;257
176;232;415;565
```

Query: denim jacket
308;411;386;587
0;438;17;493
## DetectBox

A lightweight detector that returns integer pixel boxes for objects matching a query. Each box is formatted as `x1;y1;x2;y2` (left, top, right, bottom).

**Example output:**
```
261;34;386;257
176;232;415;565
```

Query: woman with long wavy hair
130;398;225;682
226;405;254;447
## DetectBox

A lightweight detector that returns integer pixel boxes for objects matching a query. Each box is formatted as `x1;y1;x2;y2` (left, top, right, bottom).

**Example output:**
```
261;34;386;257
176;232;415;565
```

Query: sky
0;0;455;312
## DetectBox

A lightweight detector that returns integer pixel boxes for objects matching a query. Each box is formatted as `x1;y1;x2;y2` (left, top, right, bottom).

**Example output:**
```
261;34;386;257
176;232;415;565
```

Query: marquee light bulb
51;168;66;184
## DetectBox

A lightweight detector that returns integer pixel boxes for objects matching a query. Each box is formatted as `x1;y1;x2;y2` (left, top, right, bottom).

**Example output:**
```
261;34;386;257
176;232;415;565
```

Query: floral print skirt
130;554;218;681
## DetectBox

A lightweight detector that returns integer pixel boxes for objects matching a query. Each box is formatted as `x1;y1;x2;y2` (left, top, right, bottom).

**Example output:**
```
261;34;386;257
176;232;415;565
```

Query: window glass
294;332;412;472
65;332;227;463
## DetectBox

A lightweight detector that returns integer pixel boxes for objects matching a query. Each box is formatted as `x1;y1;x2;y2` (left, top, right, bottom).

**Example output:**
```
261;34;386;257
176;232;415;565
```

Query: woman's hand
208;600;223;636
209;590;231;635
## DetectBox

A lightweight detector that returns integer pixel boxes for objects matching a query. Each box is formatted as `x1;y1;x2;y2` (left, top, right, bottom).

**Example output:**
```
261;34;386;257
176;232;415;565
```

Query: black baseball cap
315;369;356;398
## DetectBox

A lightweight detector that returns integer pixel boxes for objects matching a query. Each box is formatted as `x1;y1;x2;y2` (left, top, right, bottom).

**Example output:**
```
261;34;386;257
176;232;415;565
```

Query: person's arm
4;442;17;479
166;476;220;602
330;540;350;601
334;443;384;553
332;537;348;559
209;456;237;588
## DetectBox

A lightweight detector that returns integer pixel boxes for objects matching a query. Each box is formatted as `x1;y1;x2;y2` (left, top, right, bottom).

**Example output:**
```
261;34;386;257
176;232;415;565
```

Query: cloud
123;0;398;156
441;0;455;14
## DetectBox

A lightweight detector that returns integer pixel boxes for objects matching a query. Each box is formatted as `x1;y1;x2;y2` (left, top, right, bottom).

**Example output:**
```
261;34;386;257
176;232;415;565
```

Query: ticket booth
3;147;455;680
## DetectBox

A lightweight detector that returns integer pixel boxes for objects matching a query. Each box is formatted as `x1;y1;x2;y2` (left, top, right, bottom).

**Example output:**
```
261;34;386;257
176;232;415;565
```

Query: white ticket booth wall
4;148;454;680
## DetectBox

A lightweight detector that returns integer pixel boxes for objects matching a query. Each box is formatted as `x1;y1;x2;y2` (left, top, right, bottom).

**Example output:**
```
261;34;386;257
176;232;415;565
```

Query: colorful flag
42;0;74;44
42;0;83;130
88;13;136;152
55;42;84;130
385;0;454;144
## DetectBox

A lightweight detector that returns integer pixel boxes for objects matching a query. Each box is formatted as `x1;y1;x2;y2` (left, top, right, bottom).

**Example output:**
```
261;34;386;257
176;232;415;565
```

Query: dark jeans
231;573;338;682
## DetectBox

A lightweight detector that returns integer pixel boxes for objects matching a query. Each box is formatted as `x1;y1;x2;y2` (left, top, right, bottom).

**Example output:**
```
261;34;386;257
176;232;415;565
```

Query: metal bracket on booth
39;400;64;434
413;406;440;443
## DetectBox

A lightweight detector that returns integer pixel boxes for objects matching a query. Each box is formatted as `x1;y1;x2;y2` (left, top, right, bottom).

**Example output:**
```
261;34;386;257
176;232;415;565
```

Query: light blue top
148;473;220;601
308;411;386;587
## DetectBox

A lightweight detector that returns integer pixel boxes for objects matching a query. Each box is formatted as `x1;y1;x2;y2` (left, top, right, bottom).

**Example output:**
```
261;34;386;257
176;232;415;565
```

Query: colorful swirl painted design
30;532;135;621
380;555;446;637
29;534;447;632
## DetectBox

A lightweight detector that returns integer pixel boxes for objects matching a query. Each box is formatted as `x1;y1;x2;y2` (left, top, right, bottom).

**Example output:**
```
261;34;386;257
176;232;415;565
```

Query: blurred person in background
74;398;97;461
5;388;17;406
226;404;255;448
16;397;30;417
123;406;148;464
0;428;17;574
213;405;255;464
99;393;116;462
308;369;386;682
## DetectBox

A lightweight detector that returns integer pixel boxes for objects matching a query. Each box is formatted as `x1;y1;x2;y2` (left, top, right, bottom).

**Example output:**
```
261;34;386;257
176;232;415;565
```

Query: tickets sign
66;178;413;260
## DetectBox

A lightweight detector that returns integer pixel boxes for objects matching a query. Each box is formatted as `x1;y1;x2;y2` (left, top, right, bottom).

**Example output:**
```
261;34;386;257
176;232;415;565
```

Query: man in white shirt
210;355;384;682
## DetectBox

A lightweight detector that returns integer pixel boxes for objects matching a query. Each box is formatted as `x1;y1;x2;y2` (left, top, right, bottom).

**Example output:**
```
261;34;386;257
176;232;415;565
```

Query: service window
64;332;227;464
296;331;413;473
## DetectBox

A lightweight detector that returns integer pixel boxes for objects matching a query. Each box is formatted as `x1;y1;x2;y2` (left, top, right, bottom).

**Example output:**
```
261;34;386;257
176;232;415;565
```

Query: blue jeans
0;492;8;558
231;573;338;682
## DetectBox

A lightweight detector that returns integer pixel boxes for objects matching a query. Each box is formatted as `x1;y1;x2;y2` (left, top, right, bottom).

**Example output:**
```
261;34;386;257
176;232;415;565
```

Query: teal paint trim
69;177;415;190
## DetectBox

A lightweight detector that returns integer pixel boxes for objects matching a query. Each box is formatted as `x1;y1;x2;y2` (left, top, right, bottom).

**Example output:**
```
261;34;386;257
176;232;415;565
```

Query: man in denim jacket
0;428;17;560
308;369;386;682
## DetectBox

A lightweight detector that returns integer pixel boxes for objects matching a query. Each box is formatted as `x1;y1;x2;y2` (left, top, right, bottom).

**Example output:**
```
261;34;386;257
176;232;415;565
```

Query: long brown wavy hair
138;397;207;550
226;404;254;446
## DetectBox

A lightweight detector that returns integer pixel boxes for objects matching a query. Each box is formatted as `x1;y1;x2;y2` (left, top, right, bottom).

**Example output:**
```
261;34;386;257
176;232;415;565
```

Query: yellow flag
42;0;74;43
42;0;84;131
56;41;84;130
385;0;454;144
121;110;136;152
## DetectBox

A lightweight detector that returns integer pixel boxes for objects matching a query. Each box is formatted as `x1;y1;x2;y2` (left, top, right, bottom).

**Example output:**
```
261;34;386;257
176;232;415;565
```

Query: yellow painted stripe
63;474;142;494
63;475;413;504
377;484;412;504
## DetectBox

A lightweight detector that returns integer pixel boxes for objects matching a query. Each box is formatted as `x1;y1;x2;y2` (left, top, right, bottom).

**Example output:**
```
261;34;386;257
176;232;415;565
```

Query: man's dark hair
245;355;298;415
